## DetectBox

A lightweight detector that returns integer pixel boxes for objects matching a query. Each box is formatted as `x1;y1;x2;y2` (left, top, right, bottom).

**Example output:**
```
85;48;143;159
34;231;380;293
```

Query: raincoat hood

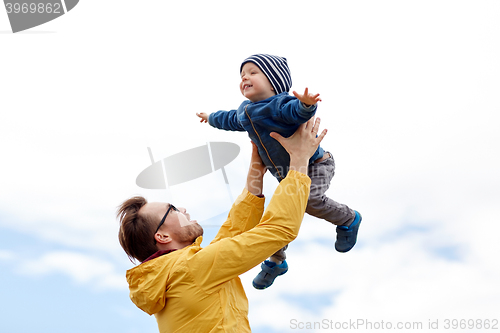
126;238;202;315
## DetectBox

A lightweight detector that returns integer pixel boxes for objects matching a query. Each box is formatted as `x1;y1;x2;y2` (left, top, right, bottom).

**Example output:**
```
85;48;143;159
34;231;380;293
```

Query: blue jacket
208;92;324;181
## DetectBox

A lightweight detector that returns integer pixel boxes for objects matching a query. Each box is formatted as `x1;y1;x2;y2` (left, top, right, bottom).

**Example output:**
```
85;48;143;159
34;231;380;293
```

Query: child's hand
196;112;209;123
292;87;322;107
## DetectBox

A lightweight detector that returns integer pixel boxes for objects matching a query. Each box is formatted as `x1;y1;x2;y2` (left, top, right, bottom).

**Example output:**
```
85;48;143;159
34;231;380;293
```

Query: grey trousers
270;152;355;262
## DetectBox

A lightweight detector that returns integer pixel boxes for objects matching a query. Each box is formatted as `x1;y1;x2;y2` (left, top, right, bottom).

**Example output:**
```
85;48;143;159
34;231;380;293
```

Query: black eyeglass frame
155;204;179;234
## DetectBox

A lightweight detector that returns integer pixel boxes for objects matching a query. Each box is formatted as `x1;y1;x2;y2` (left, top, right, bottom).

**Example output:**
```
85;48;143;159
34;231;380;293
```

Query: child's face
240;62;276;102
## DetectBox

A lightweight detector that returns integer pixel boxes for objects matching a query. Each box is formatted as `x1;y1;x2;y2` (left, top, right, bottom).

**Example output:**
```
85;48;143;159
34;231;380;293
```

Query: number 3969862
5;3;62;14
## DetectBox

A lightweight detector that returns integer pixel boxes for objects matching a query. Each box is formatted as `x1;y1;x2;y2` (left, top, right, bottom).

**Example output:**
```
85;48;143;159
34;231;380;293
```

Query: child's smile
240;62;276;102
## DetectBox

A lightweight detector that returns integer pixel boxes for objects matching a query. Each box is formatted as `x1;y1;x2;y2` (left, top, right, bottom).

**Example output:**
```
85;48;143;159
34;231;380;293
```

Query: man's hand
292;88;322;106
196;112;209;123
270;117;327;174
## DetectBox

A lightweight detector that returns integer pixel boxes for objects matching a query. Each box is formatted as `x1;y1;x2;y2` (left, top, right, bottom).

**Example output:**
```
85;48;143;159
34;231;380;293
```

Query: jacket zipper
244;105;284;181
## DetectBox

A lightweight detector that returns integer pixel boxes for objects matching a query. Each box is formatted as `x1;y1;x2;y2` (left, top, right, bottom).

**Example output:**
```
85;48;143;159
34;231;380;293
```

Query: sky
1;1;499;332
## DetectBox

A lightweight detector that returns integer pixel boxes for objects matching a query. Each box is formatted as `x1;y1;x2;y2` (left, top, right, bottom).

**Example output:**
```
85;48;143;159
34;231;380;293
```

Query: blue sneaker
335;211;362;253
252;260;288;290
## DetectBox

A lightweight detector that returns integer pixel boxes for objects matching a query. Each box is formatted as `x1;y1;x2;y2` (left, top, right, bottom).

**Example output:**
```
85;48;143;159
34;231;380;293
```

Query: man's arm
244;142;267;196
194;171;310;290
210;143;267;243
192;118;327;291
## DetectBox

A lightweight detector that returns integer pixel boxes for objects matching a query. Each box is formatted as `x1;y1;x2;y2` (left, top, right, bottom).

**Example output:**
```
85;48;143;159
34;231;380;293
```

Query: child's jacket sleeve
275;98;317;125
208;109;245;131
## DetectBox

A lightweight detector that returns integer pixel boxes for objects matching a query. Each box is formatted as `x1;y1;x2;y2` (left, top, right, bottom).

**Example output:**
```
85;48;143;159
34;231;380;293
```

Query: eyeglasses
155;204;179;234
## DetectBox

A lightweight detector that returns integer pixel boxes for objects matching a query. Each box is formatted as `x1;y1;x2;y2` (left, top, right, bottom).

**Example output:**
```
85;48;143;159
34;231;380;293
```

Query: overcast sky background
1;1;499;332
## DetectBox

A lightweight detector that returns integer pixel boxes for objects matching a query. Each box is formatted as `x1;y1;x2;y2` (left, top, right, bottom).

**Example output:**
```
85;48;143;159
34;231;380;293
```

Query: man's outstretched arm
196;118;327;290
210;142;267;243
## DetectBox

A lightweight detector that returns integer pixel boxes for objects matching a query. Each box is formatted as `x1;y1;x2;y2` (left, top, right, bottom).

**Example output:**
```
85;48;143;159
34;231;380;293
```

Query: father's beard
174;222;204;244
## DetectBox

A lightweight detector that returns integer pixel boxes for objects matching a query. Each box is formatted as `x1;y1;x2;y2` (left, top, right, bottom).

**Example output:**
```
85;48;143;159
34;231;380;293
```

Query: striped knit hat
240;54;292;95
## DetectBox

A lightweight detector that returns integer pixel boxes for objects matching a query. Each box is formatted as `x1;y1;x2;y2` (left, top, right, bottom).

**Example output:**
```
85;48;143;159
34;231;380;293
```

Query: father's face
146;202;204;244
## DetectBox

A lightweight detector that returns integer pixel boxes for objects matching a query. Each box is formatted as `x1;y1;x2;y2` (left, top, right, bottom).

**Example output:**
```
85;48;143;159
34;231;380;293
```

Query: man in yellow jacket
117;118;327;333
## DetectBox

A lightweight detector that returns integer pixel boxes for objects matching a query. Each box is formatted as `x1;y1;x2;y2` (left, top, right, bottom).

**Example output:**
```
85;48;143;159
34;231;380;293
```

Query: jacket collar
142;236;204;263
142;249;178;263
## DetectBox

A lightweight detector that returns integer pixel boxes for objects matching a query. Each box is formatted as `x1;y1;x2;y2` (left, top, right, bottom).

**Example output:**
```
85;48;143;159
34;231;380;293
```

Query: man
117;117;327;332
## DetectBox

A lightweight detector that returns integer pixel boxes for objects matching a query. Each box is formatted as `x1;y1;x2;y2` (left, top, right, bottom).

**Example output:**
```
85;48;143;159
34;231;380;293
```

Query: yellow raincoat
126;170;310;332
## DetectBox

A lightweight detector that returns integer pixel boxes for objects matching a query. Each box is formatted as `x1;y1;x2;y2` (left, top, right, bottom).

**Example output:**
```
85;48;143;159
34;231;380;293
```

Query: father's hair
117;196;158;263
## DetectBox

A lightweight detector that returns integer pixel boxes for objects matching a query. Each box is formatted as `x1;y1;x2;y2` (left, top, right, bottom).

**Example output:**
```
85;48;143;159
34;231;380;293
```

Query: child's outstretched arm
292;87;322;107
196;112;209;123
196;110;245;131
276;87;321;125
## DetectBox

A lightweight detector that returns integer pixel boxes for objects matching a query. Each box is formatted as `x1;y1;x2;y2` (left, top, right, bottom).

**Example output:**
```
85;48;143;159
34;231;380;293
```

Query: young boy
196;54;361;289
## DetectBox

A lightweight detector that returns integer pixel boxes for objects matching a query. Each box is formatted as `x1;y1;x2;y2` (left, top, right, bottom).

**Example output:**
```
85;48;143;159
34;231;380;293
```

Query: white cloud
16;251;127;290
0;250;15;261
